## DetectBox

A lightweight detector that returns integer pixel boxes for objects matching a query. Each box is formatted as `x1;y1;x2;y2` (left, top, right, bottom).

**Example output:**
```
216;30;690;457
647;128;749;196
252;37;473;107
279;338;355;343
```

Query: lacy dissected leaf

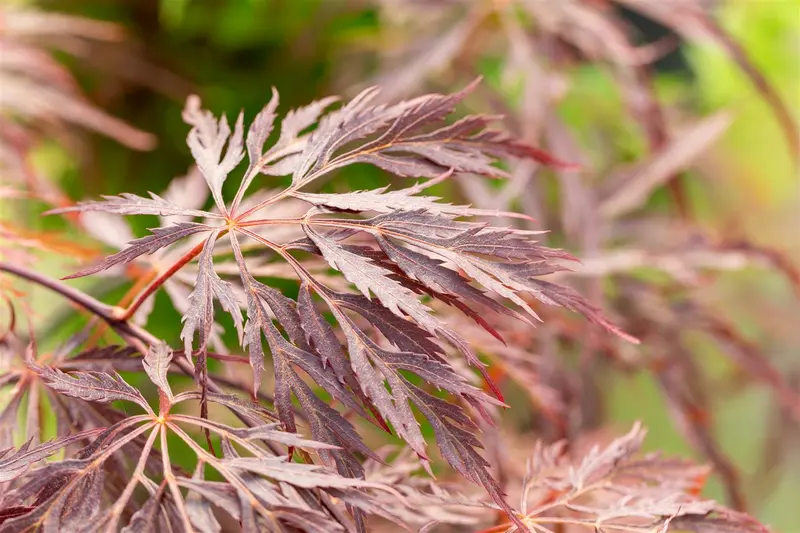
331;290;445;359
374;232;533;327
174;390;279;423
0;417;156;533
267;316;373;429
197;437;400;532
3;398;395;533
337;317;427;459
297;282;347;373
496;422;770;533
300;232;494;388
0;430;103;483
181;230;244;364
157;167;212;227
32;364;151;412
171;414;336;451
305;223;508;381
335;309;499;461
44;192;219;219
363;447;495;528
62;222;211;279
669;509;771;533
225;456;393;492
34;81;645;532
59;345;143;373
119;483;167;533
183;95;245;214
304;225;440;330
572;422;648;486
297;283;386;432
291;376;380;481
402;374;527;530
249;94;340;180
244;89;280;176
231;234;372;420
344;209;567;260
228;240;383;482
142;343;174;404
290;79;570;186
275;96;341;152
283;278;517;524
185;464;222;533
177;478;241;523
293;183;532;220
317;210;634;340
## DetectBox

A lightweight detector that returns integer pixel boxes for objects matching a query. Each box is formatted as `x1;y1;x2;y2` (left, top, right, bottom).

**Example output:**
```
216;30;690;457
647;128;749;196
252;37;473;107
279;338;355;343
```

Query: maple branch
0;261;297;452
0;261;219;389
0;261;120;322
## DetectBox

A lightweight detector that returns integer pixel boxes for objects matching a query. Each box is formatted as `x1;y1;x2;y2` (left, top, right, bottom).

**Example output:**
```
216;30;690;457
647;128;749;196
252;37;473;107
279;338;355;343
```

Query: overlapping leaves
49;82;636;528
0;345;407;532
503;423;769;533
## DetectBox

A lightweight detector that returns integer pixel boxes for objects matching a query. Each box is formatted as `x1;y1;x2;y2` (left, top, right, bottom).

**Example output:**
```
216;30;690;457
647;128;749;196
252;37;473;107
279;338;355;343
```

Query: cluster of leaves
0;76;770;531
340;0;800;512
0;3;793;532
486;423;769;533
38;80;646;530
0;342;429;531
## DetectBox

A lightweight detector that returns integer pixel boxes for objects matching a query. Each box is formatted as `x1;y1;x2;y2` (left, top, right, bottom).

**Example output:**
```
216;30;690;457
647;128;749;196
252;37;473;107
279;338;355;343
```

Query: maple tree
0;79;775;532
1;2;795;532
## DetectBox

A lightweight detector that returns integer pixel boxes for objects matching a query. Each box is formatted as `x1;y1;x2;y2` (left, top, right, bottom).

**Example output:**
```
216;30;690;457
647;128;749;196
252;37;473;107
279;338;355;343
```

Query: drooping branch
1;261;249;401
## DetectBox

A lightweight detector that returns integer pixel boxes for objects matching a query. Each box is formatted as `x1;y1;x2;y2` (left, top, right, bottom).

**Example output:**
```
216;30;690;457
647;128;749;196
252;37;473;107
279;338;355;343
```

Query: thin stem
0;261;117;320
169;414;267;457
119;237;212;321
167;421;281;528
234;187;296;223
105;425;160;532
1;260;295;463
1;261;163;354
0;262;243;404
235;228;284;252
87;268;157;348
231;142;303;216
161;424;195;532
236;216;305;228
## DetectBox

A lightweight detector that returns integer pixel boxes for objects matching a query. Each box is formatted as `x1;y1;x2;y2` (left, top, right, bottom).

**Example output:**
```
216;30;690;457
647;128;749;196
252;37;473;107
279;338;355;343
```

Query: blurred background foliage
2;0;798;529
